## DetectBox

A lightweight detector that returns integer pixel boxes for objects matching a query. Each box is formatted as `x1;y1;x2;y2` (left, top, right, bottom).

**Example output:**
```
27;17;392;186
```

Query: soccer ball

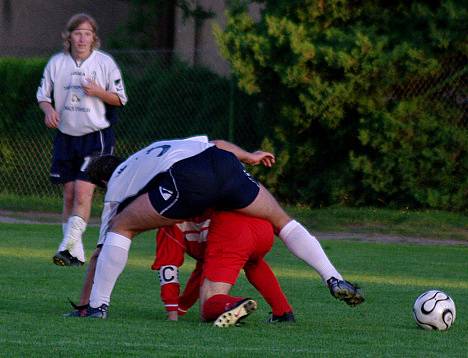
412;290;456;330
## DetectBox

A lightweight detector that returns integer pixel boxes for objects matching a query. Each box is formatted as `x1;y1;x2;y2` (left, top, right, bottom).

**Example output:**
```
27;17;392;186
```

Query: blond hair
62;13;101;53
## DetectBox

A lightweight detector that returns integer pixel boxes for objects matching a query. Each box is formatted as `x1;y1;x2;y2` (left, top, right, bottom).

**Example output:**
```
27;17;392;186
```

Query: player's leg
238;186;364;306
238;185;343;281
53;180;94;266
199;212;258;327
64;247;101;317
211;149;346;284
245;259;295;323
57;128;115;266
58;181;74;246
87;193;180;316
200;279;257;328
71;179;95;222
241;216;294;322
111;194;180;238
62;181;74;221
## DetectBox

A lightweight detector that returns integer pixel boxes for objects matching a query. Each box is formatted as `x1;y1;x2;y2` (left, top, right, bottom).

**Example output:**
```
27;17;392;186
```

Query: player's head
62;13;101;54
88;155;124;188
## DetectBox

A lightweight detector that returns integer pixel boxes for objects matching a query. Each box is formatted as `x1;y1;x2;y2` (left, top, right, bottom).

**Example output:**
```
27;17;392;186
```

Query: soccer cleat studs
53;250;84;267
213;298;257;328
327;277;365;307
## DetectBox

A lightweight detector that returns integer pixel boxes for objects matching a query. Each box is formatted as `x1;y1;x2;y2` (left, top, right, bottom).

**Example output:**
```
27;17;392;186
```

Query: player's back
105;136;214;204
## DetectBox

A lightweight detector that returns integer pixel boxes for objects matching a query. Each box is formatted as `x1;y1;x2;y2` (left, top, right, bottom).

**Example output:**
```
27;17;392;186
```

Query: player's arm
37;62;59;128
178;260;204;315
38;101;59;128
210;139;275;167
152;226;186;321
81;80;123;106
82;64;127;107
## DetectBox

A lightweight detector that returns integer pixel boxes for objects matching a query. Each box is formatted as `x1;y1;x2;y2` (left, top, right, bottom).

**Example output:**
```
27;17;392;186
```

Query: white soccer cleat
213;298;257;328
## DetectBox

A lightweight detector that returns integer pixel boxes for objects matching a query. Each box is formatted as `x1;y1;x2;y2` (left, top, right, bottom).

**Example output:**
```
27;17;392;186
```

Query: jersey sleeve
152;226;186;313
151;226;186;270
36;59;53;103
107;61;128;106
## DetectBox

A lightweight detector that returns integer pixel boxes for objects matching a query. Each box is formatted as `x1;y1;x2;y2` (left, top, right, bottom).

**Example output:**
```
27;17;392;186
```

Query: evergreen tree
216;0;467;210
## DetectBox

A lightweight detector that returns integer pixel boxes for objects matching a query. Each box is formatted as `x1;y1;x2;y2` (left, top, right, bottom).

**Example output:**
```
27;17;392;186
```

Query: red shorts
202;211;274;285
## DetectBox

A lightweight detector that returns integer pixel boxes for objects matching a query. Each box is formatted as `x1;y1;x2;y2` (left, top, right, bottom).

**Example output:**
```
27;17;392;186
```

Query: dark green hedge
0;58;47;136
0;55;264;195
218;0;467;211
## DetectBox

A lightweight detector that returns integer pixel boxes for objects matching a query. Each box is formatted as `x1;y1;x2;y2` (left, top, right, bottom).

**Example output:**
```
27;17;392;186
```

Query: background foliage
0;54;264;197
0;0;466;211
216;0;467;210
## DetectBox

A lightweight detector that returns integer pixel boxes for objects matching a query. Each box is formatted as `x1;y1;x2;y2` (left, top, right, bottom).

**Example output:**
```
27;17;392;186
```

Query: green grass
1;192;467;241
289;206;468;241
0;223;467;357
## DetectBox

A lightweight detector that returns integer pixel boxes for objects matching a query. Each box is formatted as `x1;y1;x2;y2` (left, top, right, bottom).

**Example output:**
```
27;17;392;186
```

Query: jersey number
146;145;171;157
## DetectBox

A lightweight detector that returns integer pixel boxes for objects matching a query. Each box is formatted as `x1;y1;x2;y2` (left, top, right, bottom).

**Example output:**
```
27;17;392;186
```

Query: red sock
202;294;244;321
245;259;292;316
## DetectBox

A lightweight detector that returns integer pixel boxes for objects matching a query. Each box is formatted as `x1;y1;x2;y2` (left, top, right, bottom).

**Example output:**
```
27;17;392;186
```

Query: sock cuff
105;232;132;251
279;220;299;240
68;215;87;231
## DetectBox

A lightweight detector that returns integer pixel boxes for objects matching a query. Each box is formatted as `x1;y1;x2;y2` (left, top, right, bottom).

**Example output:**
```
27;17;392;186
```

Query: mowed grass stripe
1;246;466;290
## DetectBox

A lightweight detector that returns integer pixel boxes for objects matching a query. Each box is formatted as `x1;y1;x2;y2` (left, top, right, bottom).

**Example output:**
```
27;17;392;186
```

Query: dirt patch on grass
315;232;467;246
0;210;466;246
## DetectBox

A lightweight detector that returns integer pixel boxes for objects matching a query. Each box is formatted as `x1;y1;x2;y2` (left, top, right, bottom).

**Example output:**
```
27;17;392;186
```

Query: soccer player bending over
153;212;295;326
82;136;363;318
66;212;295;326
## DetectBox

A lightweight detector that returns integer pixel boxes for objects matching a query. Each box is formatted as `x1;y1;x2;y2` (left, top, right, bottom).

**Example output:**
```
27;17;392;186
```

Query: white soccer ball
412;290;456;330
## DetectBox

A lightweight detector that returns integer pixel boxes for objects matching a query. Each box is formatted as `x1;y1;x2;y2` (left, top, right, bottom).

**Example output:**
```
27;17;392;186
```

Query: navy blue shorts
146;146;260;219
50;128;115;184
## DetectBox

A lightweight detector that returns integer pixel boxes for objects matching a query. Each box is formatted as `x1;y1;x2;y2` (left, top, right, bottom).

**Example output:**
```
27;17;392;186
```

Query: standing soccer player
36;13;127;266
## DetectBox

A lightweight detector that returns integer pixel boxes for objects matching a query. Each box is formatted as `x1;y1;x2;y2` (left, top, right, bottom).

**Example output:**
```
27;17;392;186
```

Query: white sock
57;216;87;262
89;232;132;308
62;222;67;236
279;220;343;282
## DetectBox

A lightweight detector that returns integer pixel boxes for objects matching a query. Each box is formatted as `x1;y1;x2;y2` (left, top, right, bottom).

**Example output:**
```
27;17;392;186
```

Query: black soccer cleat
213;298;257;328
327;276;364;307
86;304;109;319
63;300;89;318
267;311;296;324
53;250;84;267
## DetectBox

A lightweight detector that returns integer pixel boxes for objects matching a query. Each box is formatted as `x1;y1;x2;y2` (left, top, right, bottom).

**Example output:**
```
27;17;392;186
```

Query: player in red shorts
200;211;294;326
152;212;294;324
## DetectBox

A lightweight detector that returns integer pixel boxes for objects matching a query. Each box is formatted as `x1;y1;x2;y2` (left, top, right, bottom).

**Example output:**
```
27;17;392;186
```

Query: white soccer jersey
97;136;214;244
36;50;128;136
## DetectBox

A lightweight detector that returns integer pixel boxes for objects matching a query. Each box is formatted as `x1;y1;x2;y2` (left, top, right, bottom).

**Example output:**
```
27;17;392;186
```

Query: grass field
0;221;467;357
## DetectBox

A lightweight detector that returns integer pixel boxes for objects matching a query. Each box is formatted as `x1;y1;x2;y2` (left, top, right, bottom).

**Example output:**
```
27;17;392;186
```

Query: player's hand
244;151;276;167
82;78;104;98
44;108;59;128
167;311;178;321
